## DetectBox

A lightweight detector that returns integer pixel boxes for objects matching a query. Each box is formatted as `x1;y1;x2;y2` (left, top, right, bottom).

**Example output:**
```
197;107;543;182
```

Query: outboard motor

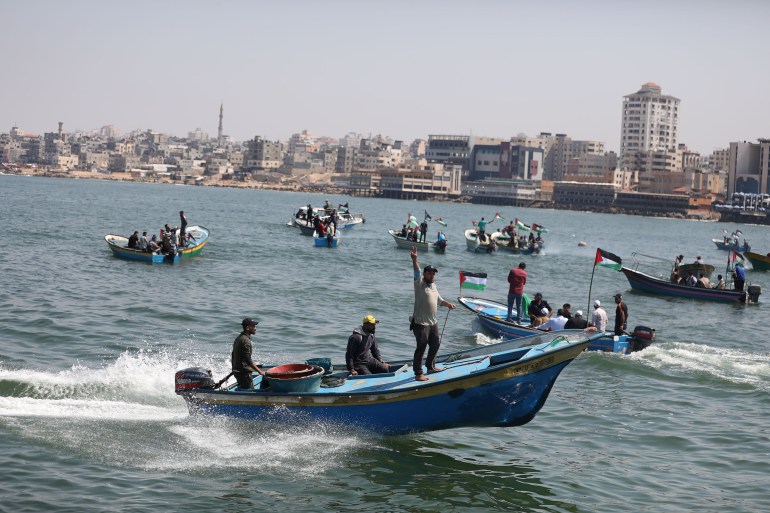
630;326;656;352
747;284;762;303
175;367;215;395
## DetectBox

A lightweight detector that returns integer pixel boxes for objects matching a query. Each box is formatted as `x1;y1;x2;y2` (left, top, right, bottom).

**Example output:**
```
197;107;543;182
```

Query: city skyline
2;0;769;154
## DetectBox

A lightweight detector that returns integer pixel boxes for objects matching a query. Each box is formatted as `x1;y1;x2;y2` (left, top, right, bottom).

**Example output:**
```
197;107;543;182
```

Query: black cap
518;262;526;269
424;265;438;273
614;293;622;299
535;292;542;298
242;318;258;327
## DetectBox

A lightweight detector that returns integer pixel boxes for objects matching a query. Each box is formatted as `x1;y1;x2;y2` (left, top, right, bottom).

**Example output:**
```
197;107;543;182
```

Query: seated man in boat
127;230;140;249
694;255;705;266
564;310;588;330
685;272;697;286
345;315;389;375
399;224;408;237
231;318;266;389
147;234;160;253
137;231;149;251
537;308;569;332
696;273;712;288
527;293;552;327
670;270;681;284
715;274;726;290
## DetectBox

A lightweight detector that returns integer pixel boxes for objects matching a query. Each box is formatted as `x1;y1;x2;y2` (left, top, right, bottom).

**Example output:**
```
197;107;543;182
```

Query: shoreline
1;168;741;223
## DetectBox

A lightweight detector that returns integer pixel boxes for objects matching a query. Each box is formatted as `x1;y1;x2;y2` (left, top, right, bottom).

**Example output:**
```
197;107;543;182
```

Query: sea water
1;175;769;512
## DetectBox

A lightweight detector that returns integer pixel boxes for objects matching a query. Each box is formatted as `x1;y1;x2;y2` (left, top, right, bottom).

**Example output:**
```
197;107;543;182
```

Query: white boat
388;229;446;252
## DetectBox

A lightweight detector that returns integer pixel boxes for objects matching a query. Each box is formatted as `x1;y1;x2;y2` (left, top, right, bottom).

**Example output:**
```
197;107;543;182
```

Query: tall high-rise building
620;83;680;170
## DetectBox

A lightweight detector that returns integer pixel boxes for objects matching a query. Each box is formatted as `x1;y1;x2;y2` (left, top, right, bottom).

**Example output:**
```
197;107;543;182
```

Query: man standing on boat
231;318;265;389
346;315;388;375
589;300;607;332
179;210;188;247
613;294;628;336
733;262;746;291
506;262;527;323
410;246;456;382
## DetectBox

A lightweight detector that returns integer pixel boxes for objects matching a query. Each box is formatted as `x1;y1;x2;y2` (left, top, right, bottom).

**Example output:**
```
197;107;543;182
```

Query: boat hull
621;267;748;302
314;234;339;247
458;296;646;354
105;225;209;264
178;334;590;435
744;252;770;271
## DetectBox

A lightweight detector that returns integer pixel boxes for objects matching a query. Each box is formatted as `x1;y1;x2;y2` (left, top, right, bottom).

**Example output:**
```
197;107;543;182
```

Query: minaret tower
217;103;223;145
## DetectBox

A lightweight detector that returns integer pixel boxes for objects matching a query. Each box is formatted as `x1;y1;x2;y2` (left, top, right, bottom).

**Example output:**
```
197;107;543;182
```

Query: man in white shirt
590;300;608;332
537;309;569;332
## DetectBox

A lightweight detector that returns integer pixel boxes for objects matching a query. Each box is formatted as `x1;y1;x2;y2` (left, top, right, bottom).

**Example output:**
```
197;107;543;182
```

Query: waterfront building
552;181;618;209
426;135;470;175
620;83;680;170
349;162;461;199
615;191;689;215
462;179;540;206
469;142;544;182
727;139;770;196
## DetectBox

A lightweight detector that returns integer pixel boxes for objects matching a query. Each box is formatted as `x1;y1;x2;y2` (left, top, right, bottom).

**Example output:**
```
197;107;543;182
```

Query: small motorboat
388;229;445;252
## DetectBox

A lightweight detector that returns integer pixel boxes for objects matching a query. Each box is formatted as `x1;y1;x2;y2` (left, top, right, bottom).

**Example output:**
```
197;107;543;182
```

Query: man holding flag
410;246;456;381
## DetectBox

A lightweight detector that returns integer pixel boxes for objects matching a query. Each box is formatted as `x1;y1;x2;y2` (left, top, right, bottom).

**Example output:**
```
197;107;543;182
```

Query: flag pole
587;261;597;317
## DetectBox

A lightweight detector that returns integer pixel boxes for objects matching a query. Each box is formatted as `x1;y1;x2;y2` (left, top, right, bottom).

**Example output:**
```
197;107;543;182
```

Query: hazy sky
3;0;769;154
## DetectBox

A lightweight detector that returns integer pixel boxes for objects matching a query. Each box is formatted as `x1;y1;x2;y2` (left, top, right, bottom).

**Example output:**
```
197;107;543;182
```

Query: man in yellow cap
345;315;389;375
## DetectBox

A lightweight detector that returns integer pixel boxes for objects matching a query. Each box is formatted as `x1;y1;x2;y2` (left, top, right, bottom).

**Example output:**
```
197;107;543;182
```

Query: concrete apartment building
243;136;282;170
510;133;605;181
469;142;545;181
620;83;680;172
426;135;471;175
727;139;770;196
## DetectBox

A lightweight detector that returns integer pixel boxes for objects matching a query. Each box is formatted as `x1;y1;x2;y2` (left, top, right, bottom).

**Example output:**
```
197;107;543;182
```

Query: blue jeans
507;293;522;323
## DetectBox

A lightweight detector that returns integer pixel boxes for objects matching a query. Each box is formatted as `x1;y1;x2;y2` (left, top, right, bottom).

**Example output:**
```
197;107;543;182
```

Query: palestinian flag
434;217;447;227
424;210;432;220
459;271;487;290
491;213;504;223
532;223;549;234
594;248;622;270
515;218;530;231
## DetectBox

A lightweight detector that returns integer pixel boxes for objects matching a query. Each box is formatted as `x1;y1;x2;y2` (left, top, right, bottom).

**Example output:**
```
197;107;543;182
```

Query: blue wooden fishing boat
458;296;655;354
621;266;760;303
174;331;593;435
104;225;210;264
